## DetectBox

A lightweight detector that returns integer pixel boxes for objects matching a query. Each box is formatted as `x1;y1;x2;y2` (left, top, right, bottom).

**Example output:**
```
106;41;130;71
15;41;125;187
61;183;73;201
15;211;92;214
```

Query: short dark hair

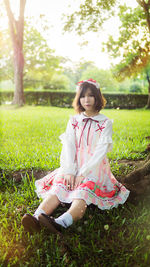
72;82;106;113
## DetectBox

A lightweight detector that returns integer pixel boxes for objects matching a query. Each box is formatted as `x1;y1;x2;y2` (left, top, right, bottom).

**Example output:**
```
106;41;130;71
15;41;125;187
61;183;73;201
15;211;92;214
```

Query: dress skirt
35;158;129;210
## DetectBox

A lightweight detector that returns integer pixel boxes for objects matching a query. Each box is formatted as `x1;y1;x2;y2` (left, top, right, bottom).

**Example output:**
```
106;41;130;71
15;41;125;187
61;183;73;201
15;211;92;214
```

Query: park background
0;0;150;266
0;0;150;100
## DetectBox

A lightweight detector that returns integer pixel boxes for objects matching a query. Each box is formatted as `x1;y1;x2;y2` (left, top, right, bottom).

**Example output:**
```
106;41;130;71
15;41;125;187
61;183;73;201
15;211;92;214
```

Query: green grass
0;106;149;172
0;105;150;266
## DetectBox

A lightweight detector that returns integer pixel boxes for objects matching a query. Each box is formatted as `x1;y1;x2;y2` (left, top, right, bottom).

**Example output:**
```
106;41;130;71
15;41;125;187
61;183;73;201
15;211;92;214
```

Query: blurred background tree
3;0;26;106
64;0;150;107
23;20;63;90
104;4;150;106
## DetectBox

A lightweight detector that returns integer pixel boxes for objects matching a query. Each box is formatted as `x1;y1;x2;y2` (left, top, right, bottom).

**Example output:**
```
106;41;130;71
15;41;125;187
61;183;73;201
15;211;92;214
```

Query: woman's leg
67;199;87;221
37;194;61;215
37;199;87;233
54;199;87;229
22;194;61;232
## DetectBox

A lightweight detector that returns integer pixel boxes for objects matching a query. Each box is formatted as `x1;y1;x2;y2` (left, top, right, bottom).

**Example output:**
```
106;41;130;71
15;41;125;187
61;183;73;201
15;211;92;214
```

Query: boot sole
22;214;41;233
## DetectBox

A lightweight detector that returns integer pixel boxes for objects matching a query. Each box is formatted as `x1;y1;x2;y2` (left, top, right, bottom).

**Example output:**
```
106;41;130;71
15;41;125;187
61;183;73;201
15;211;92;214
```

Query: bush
0;91;148;109
43;74;70;90
129;83;142;93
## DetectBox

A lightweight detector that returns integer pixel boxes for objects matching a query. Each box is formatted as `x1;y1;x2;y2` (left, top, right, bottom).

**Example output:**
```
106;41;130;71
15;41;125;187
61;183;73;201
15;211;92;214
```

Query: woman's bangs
79;83;94;98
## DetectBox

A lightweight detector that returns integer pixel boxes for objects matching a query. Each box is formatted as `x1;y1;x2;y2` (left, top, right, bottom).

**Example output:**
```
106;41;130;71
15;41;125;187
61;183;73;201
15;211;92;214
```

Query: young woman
22;78;129;234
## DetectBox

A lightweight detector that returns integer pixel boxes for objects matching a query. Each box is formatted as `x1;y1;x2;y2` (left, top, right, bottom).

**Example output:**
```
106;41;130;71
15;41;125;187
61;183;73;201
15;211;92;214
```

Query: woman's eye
81;94;94;98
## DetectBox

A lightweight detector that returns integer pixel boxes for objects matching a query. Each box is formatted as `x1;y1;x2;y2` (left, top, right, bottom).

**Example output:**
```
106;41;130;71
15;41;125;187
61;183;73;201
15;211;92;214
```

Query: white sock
55;212;73;228
34;208;46;220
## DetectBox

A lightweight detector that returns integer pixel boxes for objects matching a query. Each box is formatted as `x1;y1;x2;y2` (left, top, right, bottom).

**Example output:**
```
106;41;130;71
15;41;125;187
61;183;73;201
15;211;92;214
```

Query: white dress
35;113;130;210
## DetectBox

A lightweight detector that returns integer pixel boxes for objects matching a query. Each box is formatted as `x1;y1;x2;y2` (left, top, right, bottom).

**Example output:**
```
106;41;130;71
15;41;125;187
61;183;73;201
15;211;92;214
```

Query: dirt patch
117;159;144;168
11;159;142;183
11;169;51;182
7;153;150;184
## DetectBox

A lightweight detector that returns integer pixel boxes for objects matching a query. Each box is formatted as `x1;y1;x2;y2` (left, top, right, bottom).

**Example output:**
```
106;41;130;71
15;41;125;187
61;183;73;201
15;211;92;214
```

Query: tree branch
136;0;150;32
136;0;150;11
136;0;146;8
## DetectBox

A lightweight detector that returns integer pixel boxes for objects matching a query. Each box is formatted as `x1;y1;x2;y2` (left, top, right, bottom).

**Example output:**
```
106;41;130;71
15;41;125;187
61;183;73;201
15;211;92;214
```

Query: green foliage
43;73;70;90
0;18;69;91
63;0;118;34
64;1;150;100
80;66;119;92
118;78;131;92
104;5;150;80
129;82;142;93
23;20;62;89
62;59;98;91
0;80;14;91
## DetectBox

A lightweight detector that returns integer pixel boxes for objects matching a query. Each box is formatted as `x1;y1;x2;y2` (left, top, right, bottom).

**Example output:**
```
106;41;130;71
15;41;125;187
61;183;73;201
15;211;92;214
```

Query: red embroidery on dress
95;119;107;132
72;121;79;129
95;124;105;132
42;177;64;191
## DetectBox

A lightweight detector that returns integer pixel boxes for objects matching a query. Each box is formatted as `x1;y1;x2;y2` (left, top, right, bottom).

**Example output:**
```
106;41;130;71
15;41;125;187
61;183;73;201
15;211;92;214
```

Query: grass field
0;105;150;266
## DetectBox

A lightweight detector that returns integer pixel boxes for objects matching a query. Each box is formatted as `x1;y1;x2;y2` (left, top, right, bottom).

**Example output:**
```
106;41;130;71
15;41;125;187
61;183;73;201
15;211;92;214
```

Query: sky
2;0;138;69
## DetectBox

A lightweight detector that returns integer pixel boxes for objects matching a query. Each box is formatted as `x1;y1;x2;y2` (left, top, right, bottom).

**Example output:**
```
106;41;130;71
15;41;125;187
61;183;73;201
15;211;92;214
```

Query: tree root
121;155;150;197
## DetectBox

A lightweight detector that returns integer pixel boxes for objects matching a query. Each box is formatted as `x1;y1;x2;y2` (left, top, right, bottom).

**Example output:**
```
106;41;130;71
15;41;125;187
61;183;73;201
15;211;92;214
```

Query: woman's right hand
64;174;75;191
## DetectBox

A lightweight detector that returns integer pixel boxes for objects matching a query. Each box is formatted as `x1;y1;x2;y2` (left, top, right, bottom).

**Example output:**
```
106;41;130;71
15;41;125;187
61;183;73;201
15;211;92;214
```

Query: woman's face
80;88;95;113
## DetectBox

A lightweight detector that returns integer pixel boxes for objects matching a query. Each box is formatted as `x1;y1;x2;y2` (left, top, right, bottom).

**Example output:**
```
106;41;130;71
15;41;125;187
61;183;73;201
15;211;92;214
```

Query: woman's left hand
74;175;84;189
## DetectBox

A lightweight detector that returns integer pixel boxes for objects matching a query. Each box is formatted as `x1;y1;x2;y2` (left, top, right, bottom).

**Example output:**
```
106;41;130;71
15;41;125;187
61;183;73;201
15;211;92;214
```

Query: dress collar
80;112;108;122
71;112;108;123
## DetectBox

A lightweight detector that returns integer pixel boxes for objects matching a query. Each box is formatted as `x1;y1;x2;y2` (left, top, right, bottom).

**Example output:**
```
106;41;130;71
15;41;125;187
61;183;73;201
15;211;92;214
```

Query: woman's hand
64;174;75;190
74;175;84;189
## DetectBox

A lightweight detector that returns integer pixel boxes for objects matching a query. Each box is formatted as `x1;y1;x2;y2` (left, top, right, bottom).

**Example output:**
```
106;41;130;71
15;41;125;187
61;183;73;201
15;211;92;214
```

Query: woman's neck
83;111;99;117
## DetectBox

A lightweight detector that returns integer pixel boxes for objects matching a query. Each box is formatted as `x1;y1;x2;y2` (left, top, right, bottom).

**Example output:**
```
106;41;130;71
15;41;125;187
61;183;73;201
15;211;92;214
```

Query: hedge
0;91;148;109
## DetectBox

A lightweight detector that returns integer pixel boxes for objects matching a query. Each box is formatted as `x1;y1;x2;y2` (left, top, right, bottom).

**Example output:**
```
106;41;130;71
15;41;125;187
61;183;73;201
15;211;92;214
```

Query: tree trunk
12;44;25;105
4;0;26;106
147;79;150;108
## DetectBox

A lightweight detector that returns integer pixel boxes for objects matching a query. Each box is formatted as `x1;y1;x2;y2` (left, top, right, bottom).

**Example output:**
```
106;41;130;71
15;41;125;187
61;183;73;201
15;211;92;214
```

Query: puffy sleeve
78;119;113;177
59;117;77;175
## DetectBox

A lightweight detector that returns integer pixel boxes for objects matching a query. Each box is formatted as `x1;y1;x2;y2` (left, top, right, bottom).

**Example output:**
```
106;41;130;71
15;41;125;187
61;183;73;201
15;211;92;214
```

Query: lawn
0;105;150;266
